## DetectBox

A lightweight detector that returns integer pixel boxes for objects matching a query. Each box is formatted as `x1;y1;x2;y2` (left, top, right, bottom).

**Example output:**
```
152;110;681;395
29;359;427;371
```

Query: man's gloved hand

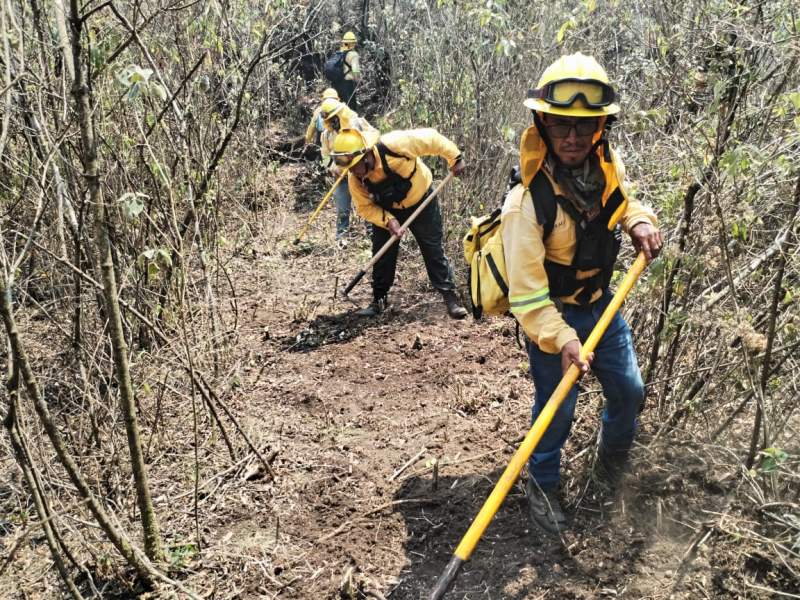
561;339;593;376
630;222;663;262
451;158;466;177
387;218;405;238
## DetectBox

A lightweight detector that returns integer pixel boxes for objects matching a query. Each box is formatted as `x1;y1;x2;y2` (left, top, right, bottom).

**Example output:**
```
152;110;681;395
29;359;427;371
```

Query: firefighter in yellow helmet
331;128;468;319
316;99;376;244
335;31;360;110
304;88;339;147
502;53;662;534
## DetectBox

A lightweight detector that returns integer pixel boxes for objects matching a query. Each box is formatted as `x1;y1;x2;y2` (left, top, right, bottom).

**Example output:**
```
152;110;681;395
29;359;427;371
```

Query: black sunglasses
543;118;599;139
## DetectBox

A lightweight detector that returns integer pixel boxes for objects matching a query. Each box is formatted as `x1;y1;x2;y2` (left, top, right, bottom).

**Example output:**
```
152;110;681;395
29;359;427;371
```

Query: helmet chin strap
533;111;558;161
598;115;615;162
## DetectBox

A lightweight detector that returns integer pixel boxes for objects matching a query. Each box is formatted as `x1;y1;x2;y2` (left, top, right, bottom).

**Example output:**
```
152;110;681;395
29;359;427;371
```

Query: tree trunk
53;0;75;81
3;375;83;599
69;0;162;562
0;284;155;583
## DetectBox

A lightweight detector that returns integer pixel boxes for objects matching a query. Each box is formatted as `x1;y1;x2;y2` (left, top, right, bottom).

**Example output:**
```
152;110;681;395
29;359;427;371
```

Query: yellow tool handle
455;251;646;558
294;167;349;244
430;252;647;600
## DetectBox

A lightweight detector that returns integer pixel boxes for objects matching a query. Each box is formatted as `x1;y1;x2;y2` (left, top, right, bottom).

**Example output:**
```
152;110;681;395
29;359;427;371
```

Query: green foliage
118;192;148;221
90;31;120;73
783;91;800;113
663;309;689;338
720;145;757;179
556;18;576;44
758;447;789;474
628;108;669;134
138;248;173;278
730;220;748;242
115;65;167;102
166;543;199;568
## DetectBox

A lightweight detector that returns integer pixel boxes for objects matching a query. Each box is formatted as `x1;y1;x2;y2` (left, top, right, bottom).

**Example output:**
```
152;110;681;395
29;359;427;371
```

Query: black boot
441;290;467;320
356;296;388;317
526;479;567;535
594;446;630;490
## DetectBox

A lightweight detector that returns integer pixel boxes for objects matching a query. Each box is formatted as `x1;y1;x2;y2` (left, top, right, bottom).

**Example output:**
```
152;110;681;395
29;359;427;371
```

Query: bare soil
2;161;796;599
169;161;785;600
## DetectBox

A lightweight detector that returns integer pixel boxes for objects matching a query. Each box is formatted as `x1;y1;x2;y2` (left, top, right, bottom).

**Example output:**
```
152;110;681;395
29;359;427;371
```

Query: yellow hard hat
330;128;372;168
320;98;345;120
524;53;620;117
322;88;339;100
342;31;357;44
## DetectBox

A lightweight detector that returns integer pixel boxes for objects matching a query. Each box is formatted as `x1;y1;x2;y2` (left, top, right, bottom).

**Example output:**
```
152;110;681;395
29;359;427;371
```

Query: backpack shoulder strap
376;141;416;180
374;142;393;176
529;169;595;238
378;141;413;162
596;187;626;228
528;170;558;240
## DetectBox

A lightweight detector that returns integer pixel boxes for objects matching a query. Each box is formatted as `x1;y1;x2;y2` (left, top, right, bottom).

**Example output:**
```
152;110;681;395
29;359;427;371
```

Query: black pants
371;193;455;300
336;80;357;111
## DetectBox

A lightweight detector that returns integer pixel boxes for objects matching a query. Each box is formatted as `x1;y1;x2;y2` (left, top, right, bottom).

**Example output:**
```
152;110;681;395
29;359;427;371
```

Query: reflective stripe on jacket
501;123;657;354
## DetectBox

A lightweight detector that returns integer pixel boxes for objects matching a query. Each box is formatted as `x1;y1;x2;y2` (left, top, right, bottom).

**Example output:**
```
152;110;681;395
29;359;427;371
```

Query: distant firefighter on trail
304;87;339;148
298;94;376;246
319;99;376;245
323;31;360;110
331;128;468;319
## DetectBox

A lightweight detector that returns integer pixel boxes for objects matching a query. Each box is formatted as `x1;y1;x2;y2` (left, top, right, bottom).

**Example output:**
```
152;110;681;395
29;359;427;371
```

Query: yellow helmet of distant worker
322;88;339;100
320;98;345;120
330;128;372;168
524;53;620;117
342;31;357;45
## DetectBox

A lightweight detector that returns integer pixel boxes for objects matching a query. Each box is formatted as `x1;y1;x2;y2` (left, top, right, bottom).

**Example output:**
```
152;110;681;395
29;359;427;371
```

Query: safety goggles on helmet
529;78;616;109
330;146;368;168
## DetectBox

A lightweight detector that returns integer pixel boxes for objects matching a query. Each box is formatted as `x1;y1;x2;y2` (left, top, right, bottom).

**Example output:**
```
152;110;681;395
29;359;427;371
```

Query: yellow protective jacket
320;107;376;175
501;123;657;354
339;47;360;81
348;129;461;229
304;106;324;145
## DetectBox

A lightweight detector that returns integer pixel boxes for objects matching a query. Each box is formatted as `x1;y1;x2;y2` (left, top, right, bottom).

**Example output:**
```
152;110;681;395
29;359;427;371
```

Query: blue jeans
334;179;351;239
527;291;644;490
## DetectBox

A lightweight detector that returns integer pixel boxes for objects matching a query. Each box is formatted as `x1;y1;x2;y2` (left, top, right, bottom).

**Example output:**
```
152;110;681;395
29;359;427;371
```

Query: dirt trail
197;162;738;599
